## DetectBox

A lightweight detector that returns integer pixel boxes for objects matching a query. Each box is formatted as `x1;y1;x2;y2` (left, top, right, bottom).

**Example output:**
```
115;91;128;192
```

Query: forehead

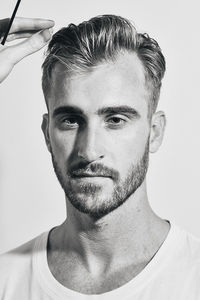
48;52;149;116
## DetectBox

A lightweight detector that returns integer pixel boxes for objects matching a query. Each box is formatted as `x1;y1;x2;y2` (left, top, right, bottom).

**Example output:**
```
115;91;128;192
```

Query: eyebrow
53;106;83;118
97;106;140;117
52;105;140;118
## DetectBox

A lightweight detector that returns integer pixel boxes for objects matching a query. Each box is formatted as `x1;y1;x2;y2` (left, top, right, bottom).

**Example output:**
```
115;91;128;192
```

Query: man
0;14;200;299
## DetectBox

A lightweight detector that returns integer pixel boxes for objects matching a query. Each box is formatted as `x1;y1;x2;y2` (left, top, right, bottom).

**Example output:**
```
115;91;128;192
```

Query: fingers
0;17;54;83
5;31;38;42
9;17;55;33
2;28;52;65
0;17;54;37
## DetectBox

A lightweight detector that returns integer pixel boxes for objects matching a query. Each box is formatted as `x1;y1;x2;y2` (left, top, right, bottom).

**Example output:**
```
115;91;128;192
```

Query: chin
66;191;124;219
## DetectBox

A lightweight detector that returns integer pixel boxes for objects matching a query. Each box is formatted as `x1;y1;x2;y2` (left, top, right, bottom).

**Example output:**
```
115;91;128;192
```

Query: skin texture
0;17;54;83
44;53;151;218
42;52;169;294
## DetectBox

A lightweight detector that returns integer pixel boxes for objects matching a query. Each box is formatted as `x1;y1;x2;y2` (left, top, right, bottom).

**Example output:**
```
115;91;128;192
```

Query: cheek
49;128;76;161
112;124;149;156
110;124;150;171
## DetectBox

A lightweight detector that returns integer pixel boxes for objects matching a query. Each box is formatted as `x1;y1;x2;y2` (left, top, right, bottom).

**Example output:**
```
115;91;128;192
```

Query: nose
76;124;105;162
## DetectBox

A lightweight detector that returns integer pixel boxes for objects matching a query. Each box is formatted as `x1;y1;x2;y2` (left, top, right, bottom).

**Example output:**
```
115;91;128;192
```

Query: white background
0;0;199;254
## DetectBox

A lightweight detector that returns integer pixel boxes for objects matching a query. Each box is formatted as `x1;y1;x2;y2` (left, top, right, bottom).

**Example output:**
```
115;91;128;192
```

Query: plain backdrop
0;0;199;254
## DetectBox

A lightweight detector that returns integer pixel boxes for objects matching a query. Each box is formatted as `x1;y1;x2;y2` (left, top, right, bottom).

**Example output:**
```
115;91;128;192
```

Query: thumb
6;28;52;65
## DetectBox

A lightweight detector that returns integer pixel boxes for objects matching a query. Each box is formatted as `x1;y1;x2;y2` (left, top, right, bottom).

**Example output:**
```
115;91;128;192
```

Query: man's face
43;53;151;219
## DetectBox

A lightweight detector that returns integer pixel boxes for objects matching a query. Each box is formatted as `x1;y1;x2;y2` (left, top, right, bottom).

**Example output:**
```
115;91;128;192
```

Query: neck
50;180;169;275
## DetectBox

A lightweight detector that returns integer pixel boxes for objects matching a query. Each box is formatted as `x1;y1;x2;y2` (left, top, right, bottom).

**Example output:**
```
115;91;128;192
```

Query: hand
0;17;55;83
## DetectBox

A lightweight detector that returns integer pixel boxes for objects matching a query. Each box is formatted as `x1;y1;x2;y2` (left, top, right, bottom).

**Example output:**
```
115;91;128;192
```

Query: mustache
68;162;119;180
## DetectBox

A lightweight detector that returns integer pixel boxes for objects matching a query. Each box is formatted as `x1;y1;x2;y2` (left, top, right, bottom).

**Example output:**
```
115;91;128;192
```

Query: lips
69;164;117;180
71;172;111;178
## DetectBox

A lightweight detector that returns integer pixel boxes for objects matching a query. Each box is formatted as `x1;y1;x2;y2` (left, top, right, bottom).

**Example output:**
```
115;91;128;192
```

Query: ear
41;113;51;153
149;111;166;153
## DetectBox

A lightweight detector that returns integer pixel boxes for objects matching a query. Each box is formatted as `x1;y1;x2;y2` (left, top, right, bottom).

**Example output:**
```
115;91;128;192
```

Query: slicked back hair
42;15;166;117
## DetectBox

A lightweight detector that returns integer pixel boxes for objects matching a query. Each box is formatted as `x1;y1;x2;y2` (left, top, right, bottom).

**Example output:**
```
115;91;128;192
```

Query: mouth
72;174;111;178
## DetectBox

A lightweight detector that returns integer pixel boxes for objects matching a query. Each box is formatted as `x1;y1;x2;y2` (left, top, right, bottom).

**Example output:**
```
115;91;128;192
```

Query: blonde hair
42;15;166;115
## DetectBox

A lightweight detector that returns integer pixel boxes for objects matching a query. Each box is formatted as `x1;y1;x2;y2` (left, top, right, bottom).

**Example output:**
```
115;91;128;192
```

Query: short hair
42;14;166;116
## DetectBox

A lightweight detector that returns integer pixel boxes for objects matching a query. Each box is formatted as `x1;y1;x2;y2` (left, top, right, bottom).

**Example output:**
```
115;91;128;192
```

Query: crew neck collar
33;222;183;299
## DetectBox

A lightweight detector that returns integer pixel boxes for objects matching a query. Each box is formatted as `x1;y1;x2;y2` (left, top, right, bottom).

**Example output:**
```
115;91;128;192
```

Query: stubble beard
51;140;149;220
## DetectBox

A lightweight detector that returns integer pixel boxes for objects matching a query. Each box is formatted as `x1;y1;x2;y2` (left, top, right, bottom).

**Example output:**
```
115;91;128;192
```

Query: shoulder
172;224;200;275
173;226;200;295
178;226;200;259
0;231;47;284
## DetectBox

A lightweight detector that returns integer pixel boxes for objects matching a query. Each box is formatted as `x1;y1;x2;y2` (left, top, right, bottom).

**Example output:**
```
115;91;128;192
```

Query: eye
106;116;127;128
109;117;124;124
58;115;82;129
63;117;78;125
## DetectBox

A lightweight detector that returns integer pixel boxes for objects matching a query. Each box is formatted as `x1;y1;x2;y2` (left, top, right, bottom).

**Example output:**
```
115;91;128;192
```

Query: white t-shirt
0;223;200;300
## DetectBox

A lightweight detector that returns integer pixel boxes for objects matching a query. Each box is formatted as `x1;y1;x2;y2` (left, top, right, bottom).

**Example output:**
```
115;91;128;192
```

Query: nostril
77;150;104;162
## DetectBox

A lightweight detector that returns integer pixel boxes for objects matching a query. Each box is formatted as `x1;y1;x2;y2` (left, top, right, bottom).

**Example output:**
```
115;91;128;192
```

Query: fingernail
42;28;53;42
47;20;55;25
49;27;54;35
